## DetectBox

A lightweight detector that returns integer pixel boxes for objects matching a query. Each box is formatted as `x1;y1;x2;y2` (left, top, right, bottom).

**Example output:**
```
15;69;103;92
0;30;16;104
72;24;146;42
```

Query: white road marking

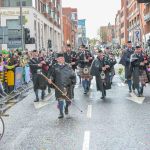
121;82;125;86
87;105;92;118
127;97;145;104
82;131;90;150
127;92;145;104
34;93;55;109
117;83;121;87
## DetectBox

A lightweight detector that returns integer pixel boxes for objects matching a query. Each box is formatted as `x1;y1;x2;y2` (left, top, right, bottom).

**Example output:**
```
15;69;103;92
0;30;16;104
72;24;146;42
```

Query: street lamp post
20;0;24;51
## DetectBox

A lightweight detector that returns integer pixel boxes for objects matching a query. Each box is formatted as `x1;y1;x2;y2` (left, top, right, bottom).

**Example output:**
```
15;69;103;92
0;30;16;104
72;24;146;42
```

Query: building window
16;1;26;6
121;33;124;38
2;0;32;7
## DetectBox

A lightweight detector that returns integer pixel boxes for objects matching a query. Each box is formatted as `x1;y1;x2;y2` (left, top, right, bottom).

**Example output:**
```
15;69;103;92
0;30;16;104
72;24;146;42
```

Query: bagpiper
130;46;149;97
48;53;76;119
90;50;111;99
29;50;47;102
120;41;134;93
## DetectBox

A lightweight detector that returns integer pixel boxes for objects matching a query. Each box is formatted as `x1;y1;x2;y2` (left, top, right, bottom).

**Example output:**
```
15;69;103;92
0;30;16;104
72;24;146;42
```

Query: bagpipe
37;72;83;113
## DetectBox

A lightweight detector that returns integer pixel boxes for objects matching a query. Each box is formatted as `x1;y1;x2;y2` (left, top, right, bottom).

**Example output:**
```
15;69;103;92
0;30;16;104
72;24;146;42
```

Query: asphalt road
0;74;150;150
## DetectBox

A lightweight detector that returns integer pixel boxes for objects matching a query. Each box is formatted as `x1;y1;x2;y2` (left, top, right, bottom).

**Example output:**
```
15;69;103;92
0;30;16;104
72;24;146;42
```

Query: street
0;71;150;150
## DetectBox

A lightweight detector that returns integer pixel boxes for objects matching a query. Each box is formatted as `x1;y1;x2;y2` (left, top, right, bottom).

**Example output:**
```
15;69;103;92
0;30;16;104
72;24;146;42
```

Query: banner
24;66;31;83
7;70;14;86
15;67;23;89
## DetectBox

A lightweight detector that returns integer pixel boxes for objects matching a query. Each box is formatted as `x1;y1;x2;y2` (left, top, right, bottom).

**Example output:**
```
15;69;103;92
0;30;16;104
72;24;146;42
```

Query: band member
130;46;148;97
64;44;77;70
64;44;77;99
48;53;76;119
29;50;46;102
77;44;93;94
90;50;111;99
120;41;134;92
109;52;117;84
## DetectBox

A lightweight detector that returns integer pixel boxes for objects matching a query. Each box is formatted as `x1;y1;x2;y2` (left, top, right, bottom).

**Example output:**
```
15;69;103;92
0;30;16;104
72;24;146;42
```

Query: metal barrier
0;65;32;112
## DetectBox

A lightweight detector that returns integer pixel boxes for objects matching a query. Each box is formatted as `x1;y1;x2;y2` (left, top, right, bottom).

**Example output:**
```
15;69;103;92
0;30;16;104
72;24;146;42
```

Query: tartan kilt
79;67;92;79
139;70;148;85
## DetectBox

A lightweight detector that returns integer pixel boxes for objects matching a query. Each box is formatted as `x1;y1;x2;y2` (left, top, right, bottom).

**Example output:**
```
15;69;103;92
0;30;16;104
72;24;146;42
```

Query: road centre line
87;105;92;118
82;131;90;150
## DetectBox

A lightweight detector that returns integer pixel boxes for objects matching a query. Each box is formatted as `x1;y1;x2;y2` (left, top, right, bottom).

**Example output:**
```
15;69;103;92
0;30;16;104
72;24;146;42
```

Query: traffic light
137;0;150;3
48;40;52;48
24;28;30;44
147;38;150;47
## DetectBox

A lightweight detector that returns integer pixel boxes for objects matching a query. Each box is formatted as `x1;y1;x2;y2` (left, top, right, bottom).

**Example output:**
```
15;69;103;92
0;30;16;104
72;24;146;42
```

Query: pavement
0;72;150;150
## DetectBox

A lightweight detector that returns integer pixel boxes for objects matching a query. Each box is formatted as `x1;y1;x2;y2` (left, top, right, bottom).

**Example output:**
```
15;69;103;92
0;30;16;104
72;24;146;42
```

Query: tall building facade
116;0;150;47
143;2;150;41
115;10;121;46
0;0;62;51
127;0;144;46
99;25;115;46
78;19;87;46
120;0;128;46
62;7;78;48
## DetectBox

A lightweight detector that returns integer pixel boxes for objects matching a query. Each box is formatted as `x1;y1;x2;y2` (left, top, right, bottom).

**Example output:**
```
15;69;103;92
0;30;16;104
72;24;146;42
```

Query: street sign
7;29;22;48
0;27;8;44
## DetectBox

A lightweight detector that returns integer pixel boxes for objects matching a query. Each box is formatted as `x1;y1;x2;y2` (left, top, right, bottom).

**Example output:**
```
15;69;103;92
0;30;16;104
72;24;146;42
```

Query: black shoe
84;91;87;94
58;114;64;119
65;107;69;115
129;90;132;93
101;96;105;99
34;98;39;102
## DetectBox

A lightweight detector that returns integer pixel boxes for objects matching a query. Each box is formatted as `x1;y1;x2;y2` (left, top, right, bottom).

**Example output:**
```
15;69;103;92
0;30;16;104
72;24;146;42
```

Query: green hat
2;49;9;54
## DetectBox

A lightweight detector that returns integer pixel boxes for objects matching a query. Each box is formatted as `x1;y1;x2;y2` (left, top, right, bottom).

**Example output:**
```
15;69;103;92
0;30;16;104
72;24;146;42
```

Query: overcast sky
62;0;121;39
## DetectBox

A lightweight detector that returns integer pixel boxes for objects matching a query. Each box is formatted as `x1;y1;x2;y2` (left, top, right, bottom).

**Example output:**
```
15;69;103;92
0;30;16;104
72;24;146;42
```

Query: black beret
56;53;64;58
67;44;71;47
81;44;86;48
135;45;141;49
33;50;37;52
127;41;132;43
98;50;103;53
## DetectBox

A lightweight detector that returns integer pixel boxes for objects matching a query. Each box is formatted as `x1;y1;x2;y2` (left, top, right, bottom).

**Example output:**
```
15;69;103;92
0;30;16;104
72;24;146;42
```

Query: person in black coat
90;50;110;99
119;41;134;92
48;53;76;119
64;44;77;99
29;50;46;102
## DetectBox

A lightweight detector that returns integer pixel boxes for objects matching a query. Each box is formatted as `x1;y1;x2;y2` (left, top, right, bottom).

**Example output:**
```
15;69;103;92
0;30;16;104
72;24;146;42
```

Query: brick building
143;2;150;41
115;10;121;46
62;7;78;48
99;25;115;45
120;0;128;46
116;0;150;47
127;0;145;46
62;14;72;47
